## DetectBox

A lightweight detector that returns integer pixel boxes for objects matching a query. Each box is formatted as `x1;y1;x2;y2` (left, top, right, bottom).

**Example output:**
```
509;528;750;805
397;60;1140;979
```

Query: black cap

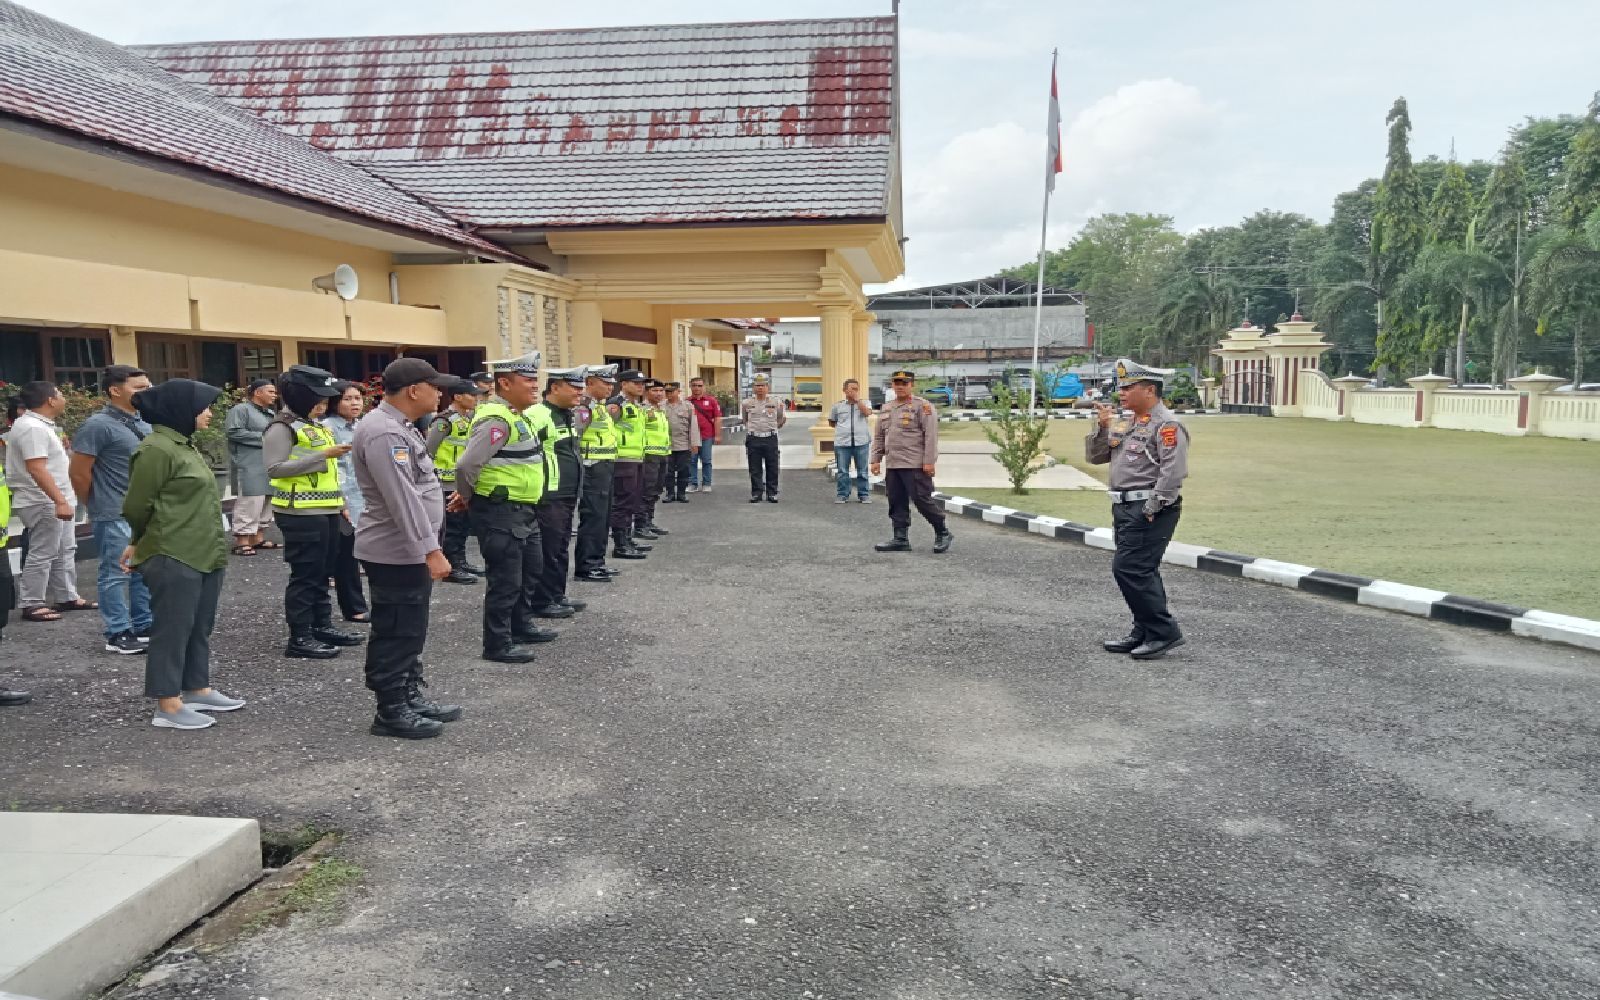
617;369;647;383
382;358;457;394
665;381;682;390
244;378;273;395
281;364;341;397
468;371;493;383
889;369;916;382
450;377;488;396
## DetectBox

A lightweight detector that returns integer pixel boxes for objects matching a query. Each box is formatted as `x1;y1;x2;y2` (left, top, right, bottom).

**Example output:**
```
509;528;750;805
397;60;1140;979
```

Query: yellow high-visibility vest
269;420;343;511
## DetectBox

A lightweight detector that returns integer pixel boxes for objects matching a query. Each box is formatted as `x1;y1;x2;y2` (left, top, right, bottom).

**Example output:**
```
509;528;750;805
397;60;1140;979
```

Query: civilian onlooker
0;471;31;706
225;379;278;555
69;365;154;653
660;382;701;503
123;378;243;730
686;377;722;492
3;381;91;621
829;378;873;504
324;382;370;623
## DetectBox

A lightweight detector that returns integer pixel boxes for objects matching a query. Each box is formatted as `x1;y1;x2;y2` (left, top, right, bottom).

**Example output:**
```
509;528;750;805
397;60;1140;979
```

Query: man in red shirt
686;377;722;492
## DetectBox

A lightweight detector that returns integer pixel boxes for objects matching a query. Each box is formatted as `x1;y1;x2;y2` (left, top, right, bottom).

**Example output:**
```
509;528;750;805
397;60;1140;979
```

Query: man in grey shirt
352;357;458;740
4;381;85;621
224;380;277;554
829;378;874;504
69;365;153;653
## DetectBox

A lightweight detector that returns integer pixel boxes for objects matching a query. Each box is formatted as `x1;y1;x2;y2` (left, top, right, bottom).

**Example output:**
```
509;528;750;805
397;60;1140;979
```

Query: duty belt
748;431;776;438
1107;489;1156;503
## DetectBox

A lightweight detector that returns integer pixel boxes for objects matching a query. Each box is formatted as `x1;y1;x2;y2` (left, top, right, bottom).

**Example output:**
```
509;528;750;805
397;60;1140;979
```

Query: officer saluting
425;377;488;584
872;369;953;553
1086;359;1190;660
451;352;555;664
351;358;462;739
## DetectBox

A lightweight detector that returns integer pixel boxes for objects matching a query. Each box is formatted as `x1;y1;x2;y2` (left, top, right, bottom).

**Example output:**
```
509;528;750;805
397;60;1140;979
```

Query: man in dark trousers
739;373;785;502
424;377;488;584
871;369;953;554
452;352;555;664
1086;359;1190;661
351;358;461;739
573;364;621;581
606;369;651;559
526;366;589;618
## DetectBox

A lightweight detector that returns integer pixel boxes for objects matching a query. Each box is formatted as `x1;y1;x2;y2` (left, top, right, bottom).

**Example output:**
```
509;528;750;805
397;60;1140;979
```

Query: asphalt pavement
2;462;1599;1000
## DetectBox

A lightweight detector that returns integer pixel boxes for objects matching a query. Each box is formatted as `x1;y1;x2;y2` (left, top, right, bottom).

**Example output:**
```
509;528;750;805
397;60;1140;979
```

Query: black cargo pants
360;561;433;702
470;498;543;653
1110;500;1182;643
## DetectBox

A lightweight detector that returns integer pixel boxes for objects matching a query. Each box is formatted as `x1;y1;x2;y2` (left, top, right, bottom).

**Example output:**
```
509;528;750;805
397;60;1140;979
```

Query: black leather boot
612;530;648;559
645;521;669;535
874;528;911;552
1102;634;1144;654
371;692;445;739
443;569;479;585
932;527;954;554
312;625;366;646
285;632;339;659
513;626;560;644
406;678;462;722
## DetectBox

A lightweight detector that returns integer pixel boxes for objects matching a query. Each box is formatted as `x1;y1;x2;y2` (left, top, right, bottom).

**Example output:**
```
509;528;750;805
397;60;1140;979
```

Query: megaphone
312;264;359;301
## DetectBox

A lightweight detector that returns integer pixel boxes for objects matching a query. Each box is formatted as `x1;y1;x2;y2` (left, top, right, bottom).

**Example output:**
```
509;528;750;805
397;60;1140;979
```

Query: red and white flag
1045;52;1063;192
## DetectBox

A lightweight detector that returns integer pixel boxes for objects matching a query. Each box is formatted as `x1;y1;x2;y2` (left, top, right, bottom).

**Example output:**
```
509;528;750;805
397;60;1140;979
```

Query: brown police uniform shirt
740;395;787;435
1085;402;1190;516
872;396;940;469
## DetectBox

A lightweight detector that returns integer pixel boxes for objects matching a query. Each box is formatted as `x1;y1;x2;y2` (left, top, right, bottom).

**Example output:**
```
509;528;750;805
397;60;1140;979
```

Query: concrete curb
843;472;1600;653
940;408;1210;423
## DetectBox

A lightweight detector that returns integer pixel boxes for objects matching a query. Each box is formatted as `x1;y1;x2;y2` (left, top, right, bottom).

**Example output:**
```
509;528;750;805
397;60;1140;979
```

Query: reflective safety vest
527;402;576;494
432;409;473;483
643;405;672;457
614;398;646;461
0;481;11;549
579;397;618;461
269;420;344;510
470;400;544;504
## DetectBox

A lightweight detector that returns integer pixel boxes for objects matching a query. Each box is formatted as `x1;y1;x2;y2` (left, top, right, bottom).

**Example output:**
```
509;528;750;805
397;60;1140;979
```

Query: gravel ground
3;462;1599;1000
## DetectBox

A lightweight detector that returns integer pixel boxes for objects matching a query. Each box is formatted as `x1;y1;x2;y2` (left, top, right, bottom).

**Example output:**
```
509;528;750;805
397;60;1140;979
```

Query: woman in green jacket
122;379;244;730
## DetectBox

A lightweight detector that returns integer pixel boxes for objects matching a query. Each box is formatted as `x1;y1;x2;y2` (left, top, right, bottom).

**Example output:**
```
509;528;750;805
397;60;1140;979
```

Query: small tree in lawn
981;383;1051;495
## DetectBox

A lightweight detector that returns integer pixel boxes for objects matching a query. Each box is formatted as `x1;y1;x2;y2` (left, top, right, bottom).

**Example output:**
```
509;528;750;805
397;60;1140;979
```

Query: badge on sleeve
1160;425;1178;447
488;425;508;446
391;446;410;467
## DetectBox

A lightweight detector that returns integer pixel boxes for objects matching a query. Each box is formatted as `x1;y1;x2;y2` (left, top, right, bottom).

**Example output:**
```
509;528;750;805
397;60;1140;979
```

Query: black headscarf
134;378;221;439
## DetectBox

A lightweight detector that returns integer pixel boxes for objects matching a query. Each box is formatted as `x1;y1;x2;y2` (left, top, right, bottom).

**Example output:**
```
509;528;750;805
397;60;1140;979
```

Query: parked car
1554;383;1600;392
793;378;823;409
921;385;955;406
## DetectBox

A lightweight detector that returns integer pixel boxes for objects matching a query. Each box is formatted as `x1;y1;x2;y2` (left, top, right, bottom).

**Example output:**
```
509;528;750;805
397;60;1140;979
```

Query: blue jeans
835;443;871;498
690;435;716;486
93;518;152;639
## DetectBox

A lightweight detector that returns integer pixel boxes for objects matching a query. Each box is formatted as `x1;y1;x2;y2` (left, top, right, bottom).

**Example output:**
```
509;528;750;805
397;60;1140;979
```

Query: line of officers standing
266;352;687;740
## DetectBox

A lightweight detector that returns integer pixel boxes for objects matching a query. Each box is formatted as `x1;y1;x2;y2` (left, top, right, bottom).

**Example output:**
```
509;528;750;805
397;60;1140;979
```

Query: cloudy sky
22;0;1600;290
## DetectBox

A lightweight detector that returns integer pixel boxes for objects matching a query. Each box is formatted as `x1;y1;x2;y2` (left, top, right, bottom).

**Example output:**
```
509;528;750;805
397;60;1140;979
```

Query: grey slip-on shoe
183;690;247;712
152;707;215;730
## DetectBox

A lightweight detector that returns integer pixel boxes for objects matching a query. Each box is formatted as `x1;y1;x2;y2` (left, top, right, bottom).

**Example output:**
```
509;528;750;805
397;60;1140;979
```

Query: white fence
1542;393;1600;440
1295;369;1600;441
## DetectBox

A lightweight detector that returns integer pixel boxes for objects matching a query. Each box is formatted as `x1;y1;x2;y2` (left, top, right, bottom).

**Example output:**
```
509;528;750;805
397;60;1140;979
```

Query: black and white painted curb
839;476;1599;653
940;408;1210;423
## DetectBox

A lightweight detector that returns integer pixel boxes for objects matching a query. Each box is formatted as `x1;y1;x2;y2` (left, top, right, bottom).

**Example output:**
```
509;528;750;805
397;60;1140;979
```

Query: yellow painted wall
393;264;507;356
0;163;394;302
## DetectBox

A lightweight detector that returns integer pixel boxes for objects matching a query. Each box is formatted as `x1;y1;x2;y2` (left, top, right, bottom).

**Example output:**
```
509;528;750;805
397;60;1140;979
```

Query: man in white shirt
828;379;874;504
3;381;87;621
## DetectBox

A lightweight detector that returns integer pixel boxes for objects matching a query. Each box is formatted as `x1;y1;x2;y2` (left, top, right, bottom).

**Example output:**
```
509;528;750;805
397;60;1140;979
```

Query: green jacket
124;426;229;572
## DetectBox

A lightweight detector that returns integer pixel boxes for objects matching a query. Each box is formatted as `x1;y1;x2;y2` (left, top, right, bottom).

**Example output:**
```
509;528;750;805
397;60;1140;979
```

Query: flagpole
1028;49;1059;415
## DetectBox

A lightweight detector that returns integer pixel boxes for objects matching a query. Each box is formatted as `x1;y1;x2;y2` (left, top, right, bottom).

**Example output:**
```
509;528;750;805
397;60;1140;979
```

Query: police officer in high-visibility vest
266;365;366;660
526;366;589;617
450;352;557;664
424;377;486;585
0;477;31;706
636;380;673;540
573;364;626;579
607;369;652;560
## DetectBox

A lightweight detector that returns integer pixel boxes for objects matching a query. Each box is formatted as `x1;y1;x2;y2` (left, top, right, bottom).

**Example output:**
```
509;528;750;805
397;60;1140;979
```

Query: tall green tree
1371;98;1429;375
1507;114;1585;227
1311;180;1380;373
1554;93;1600;229
1422;161;1478;378
1479;151;1533;382
1528;210;1600;383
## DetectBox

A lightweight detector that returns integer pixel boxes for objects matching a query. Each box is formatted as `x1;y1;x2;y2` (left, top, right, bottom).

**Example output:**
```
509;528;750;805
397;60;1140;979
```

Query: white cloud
900;27;1012;59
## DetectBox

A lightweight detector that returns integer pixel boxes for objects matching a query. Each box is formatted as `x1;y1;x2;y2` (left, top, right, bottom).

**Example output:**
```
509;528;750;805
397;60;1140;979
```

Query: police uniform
265;365;365;659
740;374;785;502
872;369;953;553
527;366;587;616
352;358;462;739
1085;359;1191;659
638;382;672;538
425;378;487;584
454;352;552;663
573;364;623;578
607;370;652;558
0;478;29;706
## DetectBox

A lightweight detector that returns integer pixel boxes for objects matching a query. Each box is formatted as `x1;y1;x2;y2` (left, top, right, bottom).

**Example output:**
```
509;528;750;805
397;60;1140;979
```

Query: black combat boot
285;632;340;659
513;626;560;644
371;691;445;739
312;625;365;646
1102;634;1145;654
645;520;669;535
612;530;648;559
932;526;954;554
632;521;661;540
443;568;479;585
874;528;911;552
406;677;463;723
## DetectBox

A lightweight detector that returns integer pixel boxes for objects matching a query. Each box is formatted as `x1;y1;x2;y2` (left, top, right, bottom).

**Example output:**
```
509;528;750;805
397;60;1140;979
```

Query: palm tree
1528;210;1600;383
1153;272;1242;370
1392;232;1508;382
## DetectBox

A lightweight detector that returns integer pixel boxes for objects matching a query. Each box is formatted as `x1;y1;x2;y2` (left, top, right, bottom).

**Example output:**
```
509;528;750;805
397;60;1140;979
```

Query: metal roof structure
0;1;512;258
137;17;898;230
869;276;1085;311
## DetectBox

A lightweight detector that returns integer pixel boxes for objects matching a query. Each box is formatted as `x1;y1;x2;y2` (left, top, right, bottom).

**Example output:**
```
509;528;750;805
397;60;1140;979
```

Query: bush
0;380;243;470
980;384;1052;494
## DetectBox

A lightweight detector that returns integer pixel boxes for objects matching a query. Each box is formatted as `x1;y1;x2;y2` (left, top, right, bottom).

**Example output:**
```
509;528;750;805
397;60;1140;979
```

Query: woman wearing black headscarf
122;379;243;730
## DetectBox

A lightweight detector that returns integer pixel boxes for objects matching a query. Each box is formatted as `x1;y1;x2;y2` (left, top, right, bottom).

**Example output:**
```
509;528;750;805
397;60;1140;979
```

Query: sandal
231;544;257;556
254;541;282;550
54;599;98;613
22;606;63;622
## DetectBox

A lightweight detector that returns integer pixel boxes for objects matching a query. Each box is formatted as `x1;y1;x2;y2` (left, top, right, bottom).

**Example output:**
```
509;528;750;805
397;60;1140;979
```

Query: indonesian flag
1046;52;1063;192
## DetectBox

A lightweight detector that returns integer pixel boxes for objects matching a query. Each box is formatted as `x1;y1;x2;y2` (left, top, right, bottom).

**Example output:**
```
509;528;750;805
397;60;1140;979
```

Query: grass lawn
943;416;1600;619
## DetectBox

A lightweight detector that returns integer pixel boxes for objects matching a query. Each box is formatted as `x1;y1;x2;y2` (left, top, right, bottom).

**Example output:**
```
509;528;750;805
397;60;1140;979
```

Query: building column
809;304;855;466
109;326;139;367
570;300;604;365
852;310;875;388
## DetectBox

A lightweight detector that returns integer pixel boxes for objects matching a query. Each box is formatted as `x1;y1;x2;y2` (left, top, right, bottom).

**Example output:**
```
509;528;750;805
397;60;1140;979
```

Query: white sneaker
152;707;215;730
183;690;247;712
835;497;848;504
859;496;872;504
701;484;713;493
687;484;700;493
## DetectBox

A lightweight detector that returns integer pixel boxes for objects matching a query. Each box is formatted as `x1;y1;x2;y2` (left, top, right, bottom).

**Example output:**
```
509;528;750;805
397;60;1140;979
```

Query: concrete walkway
1;480;1598;999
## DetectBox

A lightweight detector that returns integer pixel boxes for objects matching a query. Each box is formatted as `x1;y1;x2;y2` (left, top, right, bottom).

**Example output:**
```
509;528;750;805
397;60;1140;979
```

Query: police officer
451;352;555;664
425;377;487;584
468;370;494;396
1086;359;1190;660
0;473;31;706
872;369;953;553
351;358;461;739
607;369;651;560
266;365;365;659
637;379;672;540
526;366;589;618
740;373;785;502
574;364;624;579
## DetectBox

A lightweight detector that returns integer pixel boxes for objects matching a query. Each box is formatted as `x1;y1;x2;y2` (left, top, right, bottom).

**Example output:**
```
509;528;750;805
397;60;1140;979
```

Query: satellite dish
312;264;359;301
